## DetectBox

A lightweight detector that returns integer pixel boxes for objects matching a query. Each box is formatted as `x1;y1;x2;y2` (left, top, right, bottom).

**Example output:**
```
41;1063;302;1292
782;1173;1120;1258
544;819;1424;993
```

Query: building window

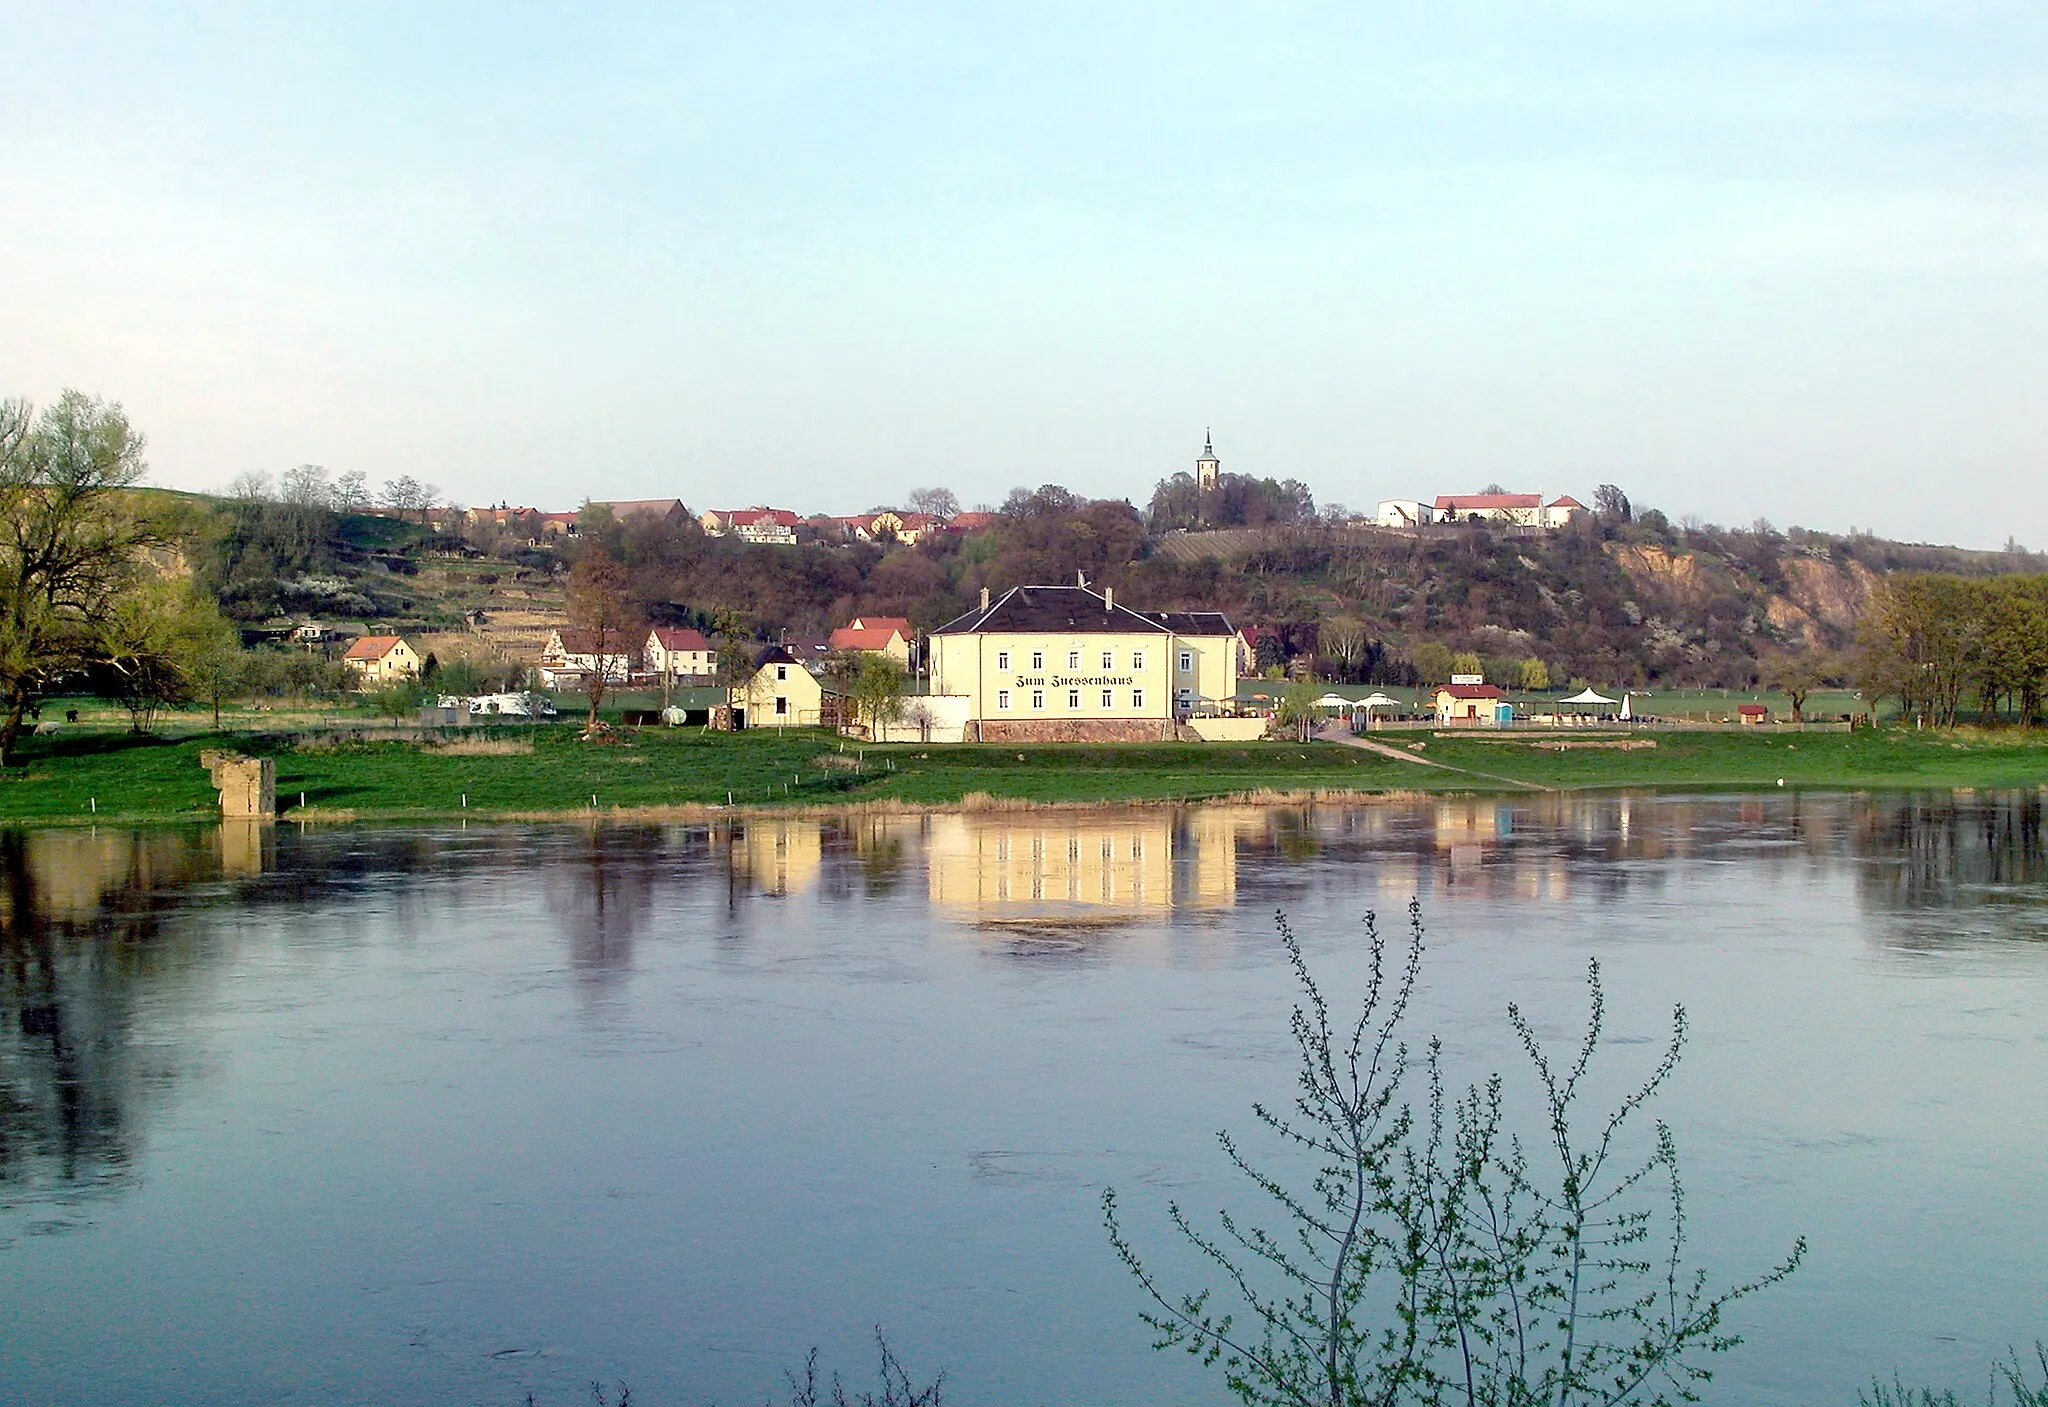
1067;688;1081;709
1101;650;1114;670
1067;650;1080;670
1031;651;1044;671
996;651;1010;670
1179;651;1193;673
775;697;788;715
777;665;789;680
997;689;1011;710
1132;650;1145;671
1101;688;1114;709
1132;688;1145;709
1031;690;1045;710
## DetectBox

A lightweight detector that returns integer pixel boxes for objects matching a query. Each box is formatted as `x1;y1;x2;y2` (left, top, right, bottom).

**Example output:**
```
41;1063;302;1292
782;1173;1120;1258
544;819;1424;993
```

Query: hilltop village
149;427;2047;746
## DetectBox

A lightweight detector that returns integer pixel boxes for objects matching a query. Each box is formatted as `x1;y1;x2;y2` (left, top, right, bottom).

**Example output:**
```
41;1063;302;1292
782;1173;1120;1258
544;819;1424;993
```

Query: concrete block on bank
202;754;276;819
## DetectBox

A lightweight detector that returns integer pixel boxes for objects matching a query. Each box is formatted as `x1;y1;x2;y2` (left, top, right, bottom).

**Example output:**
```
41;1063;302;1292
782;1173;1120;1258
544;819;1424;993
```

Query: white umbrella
1561;688;1617;705
1358;693;1399;709
1316;693;1353;708
1620;692;1632;720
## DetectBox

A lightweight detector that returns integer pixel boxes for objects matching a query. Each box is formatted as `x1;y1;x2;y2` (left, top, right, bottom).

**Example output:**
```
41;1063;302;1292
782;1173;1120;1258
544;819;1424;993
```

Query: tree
566;549;635;726
382;475;438;524
1761;651;1824;723
845;651;909;737
0;392;167;764
1273;676;1323;742
1320;618;1368;681
1450;650;1483;679
906;487;959;520
100;580;237;733
1594;484;1633;525
1105;904;1803;1407
1411;642;1454;686
1520;656;1551;692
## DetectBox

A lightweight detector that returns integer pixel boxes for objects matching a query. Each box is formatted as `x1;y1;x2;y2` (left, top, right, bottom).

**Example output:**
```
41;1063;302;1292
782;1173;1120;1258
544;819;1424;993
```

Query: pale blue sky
3;3;2045;547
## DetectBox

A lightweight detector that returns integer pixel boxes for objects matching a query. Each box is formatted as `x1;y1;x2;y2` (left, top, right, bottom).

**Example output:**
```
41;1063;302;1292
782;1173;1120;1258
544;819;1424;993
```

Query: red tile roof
721;508;799;528
1435;494;1542;511
343;635;405;660
849;616;911;635
947;512;999;531
648;627;710;651
830;626;905;652
1435;684;1503;699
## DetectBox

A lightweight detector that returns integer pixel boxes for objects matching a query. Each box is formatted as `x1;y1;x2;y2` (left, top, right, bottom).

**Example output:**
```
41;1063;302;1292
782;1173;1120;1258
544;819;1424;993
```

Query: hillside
172;486;2047;690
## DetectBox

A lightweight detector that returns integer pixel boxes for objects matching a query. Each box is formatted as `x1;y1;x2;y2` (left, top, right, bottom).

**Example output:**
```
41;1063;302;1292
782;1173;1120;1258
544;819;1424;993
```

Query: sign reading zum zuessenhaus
1016;675;1138;688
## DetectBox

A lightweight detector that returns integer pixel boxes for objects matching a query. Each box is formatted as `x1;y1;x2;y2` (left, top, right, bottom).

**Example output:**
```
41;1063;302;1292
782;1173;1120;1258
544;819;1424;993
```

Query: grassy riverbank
3;721;2046;824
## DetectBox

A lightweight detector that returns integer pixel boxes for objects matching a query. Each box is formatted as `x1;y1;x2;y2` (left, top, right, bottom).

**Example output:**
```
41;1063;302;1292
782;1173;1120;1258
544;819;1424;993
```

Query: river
2;792;2045;1405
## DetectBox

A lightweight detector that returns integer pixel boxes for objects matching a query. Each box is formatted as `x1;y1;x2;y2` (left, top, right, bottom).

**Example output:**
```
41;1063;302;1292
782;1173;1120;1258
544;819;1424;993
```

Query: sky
3;2;2046;549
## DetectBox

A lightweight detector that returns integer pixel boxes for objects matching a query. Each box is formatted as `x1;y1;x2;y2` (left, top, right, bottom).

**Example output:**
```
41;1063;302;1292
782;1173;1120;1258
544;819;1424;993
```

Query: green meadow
2;717;2045;824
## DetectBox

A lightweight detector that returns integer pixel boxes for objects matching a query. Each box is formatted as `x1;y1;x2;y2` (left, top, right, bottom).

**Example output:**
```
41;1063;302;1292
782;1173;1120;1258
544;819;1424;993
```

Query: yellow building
926;811;1238;915
733;644;828;728
929;585;1240;742
341;635;421;687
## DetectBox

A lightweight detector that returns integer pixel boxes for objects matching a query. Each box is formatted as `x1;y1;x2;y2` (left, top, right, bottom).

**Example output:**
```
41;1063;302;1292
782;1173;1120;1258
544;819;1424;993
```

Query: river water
2;793;2045;1406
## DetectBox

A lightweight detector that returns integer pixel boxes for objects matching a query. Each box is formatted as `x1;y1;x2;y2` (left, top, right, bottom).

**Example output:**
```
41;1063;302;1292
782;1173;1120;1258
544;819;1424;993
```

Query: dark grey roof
1139;610;1238;636
931;586;1173;636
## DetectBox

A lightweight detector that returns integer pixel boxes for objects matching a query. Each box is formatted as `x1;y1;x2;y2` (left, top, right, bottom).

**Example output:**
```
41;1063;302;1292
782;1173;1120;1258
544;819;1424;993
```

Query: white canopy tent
1357;692;1400;709
1560;688;1618;705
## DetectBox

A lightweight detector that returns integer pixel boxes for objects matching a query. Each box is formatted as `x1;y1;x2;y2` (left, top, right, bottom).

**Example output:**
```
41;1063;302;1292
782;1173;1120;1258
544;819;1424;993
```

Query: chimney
1104;585;1114;611
979;586;990;612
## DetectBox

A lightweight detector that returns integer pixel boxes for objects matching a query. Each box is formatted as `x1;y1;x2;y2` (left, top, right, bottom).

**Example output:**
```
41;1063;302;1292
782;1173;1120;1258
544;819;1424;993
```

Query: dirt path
1317;724;1552;791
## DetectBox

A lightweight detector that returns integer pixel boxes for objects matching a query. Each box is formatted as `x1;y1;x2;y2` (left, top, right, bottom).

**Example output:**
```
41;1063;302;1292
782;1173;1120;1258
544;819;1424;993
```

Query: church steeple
1195;429;1220;492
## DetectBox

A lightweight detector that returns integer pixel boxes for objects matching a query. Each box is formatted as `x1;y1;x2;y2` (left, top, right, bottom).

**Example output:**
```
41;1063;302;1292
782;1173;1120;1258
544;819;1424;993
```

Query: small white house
645;626;715;680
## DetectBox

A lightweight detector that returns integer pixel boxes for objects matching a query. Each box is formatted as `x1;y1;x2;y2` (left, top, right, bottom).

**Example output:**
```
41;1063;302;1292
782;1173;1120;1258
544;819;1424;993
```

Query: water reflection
3;792;2044;1215
0;829;227;1205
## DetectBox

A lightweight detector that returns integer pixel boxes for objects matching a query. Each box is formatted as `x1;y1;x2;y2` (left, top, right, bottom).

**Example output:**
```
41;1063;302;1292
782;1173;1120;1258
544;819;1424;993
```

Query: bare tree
382;475;439;524
566;549;635;726
906;487;959;519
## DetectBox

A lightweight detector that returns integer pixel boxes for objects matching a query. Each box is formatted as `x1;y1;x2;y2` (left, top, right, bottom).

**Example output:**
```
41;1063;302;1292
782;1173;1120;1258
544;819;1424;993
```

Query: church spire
1195;429;1220;492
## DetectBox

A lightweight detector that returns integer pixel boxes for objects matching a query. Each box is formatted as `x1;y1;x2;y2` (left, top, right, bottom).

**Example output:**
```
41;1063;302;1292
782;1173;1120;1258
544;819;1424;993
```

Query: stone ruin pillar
201;751;276;819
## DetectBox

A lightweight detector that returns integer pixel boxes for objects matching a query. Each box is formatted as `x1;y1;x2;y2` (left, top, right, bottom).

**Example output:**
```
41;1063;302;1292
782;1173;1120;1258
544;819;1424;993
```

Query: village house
927;584;1242;743
861;510;943;545
946;511;1000;533
828;615;914;666
734;645;827;728
539;627;638;688
645;626;715;681
342;635;422;688
700;507;800;545
1433;683;1508;726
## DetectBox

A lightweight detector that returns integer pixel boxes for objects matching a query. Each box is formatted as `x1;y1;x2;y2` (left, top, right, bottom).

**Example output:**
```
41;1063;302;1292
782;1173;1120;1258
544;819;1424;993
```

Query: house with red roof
342;635;422;688
1432;683;1507;726
828;615;913;665
1375;494;1587;529
946;511;999;533
645;626;714;681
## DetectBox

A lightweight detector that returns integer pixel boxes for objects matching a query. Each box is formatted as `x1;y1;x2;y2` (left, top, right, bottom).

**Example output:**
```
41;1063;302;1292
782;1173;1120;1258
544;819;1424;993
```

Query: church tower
1195;430;1220;492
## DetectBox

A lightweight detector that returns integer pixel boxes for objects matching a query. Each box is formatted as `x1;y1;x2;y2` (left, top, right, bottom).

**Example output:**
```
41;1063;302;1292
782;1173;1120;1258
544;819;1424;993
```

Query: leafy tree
1411;642;1454;686
1761;651;1823;723
1273;676;1324;742
1520;657;1551;691
0;392;168;764
845;651;909;737
566;549;636;726
99;580;236;733
1450;650;1483;679
1105;905;1803;1407
1594;484;1633;525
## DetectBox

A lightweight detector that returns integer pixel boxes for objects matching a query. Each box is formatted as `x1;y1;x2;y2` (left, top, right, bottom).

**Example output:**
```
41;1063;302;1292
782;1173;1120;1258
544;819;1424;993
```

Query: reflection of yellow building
729;818;823;896
927;811;1237;914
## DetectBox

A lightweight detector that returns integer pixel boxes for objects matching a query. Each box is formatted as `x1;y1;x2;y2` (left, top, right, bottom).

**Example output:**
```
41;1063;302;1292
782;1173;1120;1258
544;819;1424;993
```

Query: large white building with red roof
1375;493;1586;529
700;507;800;544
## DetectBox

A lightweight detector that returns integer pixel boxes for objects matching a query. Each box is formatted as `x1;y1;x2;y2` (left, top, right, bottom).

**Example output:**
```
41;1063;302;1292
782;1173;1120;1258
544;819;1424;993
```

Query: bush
1105;901;1804;1407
